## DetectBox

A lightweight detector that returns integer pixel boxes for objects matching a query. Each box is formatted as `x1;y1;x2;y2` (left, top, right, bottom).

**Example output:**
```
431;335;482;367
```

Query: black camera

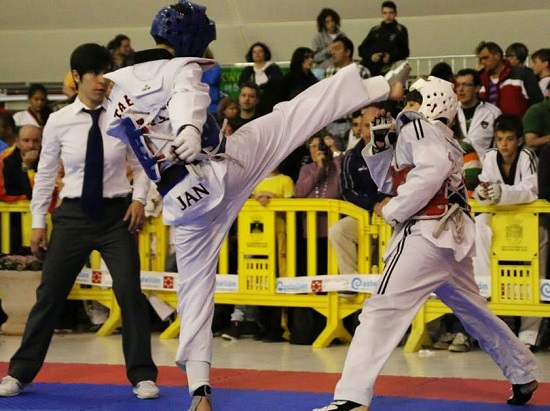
318;138;329;155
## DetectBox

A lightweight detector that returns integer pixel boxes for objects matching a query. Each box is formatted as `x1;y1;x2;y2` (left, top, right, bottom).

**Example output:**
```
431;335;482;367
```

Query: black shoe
312;400;366;410
507;380;538;405
221;321;241;341
189;385;211;411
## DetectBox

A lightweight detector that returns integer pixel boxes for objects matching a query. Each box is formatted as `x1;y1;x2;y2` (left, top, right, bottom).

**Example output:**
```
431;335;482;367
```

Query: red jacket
479;61;543;118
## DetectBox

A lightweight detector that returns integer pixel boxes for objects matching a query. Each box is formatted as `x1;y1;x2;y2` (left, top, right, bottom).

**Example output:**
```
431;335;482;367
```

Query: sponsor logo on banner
311;280;323;292
91;270;102;284
541;280;550;302
163;276;174;289
215;275;239;293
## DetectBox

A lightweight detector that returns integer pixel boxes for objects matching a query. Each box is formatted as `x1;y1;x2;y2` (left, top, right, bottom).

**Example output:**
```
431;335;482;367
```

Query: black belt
63;197;127;204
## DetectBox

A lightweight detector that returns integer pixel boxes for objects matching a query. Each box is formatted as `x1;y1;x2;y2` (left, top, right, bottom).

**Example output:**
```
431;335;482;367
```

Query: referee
0;43;159;400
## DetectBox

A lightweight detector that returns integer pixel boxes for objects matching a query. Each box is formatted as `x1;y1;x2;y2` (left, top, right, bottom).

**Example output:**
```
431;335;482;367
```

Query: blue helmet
150;1;216;58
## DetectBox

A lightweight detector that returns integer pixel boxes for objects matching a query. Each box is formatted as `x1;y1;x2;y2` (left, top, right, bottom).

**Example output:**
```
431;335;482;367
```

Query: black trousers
8;198;158;385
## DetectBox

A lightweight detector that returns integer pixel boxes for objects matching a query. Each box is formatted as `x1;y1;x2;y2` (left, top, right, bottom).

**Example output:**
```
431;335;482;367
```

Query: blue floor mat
0;384;548;411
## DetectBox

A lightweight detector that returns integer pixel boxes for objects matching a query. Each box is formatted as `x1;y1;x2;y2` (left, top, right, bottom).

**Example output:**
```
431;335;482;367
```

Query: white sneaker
384;61;412;86
132;380;160;399
0;375;31;397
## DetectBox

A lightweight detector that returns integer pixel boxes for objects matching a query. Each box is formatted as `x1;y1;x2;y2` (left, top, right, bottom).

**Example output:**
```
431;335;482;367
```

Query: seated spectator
311;8;346;75
202;48;222;114
324;35;371;149
295;132;342;276
62;71;78;99
538;143;550;280
530;48;550;97
473;114;545;351
476;41;543;118
277;47;318;102
329;104;384;275
505;42;530;69
238;42;283;114
215;96;238;127
252;166;294;342
455;68;502;160
0;112;17;153
13;84;52;128
429;62;455;83
344;111;363;151
322;129;342;158
233;82;261;129
107;34;134;70
0;125;42;253
523;82;550;155
0;125;41;202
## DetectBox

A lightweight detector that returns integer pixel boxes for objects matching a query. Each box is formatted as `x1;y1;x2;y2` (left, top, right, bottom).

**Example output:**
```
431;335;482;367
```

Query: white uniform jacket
457;101;501;160
475;147;538;205
363;111;475;262
104;51;215;151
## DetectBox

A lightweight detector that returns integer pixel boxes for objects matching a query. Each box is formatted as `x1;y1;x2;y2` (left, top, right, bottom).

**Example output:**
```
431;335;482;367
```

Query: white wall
1;9;549;83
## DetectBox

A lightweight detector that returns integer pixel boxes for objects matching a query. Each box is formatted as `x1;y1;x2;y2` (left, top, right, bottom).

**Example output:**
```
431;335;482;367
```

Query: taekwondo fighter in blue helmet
104;1;410;409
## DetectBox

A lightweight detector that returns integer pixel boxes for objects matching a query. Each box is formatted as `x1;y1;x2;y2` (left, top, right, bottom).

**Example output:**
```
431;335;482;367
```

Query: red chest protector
392;166;449;218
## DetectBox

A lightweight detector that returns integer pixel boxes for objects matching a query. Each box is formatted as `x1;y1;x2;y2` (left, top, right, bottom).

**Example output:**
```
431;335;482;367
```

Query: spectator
252;167;294;342
358;0;409;76
238;42;283;114
538;143;550;280
0;125;41;202
0;43;159;400
476;41;543;118
234;81;261;129
455;68;502;160
0;112;17;152
202;48;222;114
505;42;530;68
430;62;454;83
530;48;550;96
278;47;318;102
295;132;342;276
523;82;550;155
324;35;371;149
0;125;42;253
344;111;362;151
215;96;238;127
62;71;78;99
329;104;384;275
311;8;346;74
107;34;134;70
13;84;52;128
473;114;544;351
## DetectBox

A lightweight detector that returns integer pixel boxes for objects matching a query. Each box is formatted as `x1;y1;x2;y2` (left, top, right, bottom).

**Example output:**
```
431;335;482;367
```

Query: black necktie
81;108;104;221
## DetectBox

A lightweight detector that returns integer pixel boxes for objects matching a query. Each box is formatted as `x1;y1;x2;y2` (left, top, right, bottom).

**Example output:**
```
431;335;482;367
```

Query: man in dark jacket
358;1;409;76
328;104;387;274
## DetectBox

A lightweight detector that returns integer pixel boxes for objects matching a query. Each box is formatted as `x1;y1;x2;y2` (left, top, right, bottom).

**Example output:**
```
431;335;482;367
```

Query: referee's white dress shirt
31;97;150;229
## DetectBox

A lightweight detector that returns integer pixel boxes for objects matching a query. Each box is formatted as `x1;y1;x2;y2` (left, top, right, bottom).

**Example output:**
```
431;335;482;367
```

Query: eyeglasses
456;82;476;88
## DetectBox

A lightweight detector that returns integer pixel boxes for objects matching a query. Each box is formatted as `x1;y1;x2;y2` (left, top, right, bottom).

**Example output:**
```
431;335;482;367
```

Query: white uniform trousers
334;221;538;406
173;65;390;369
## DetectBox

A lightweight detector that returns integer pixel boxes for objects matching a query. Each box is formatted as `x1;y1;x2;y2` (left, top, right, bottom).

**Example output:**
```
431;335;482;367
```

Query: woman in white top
238;42;283;114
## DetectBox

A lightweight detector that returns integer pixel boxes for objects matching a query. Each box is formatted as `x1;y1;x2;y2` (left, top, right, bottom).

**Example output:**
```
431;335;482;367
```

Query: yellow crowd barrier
1;199;549;351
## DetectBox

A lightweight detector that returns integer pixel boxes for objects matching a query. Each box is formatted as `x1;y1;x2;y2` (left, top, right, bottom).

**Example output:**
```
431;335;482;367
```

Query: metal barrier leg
403;305;433;353
312;294;353;348
159;316;181;339
96;294;122;336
